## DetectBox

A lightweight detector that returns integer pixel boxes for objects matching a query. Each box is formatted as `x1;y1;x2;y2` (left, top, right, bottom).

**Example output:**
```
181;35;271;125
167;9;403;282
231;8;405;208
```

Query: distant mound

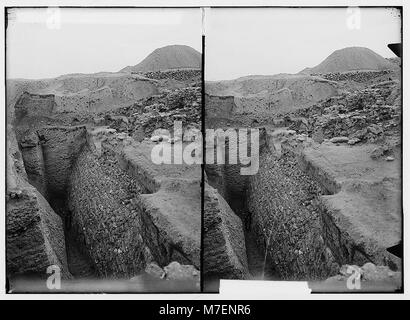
120;45;201;73
300;47;397;74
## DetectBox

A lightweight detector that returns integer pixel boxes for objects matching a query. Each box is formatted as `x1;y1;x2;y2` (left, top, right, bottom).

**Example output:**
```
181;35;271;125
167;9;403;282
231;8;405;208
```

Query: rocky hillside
120;45;201;73
300;47;397;74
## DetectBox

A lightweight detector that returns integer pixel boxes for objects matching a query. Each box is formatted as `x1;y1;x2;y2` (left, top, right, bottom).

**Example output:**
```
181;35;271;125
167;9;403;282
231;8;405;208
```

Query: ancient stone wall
67;144;151;278
247;149;339;280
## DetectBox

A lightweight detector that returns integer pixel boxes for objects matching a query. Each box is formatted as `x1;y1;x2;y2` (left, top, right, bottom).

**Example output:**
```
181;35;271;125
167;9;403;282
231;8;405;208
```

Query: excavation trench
49;196;96;278
206;163;278;280
16;125;99;278
15;120;201;284
16;124;154;279
205;129;339;281
246;148;339;280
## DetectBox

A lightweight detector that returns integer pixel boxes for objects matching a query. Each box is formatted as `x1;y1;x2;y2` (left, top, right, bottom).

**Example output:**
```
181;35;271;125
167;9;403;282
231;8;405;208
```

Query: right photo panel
203;7;402;293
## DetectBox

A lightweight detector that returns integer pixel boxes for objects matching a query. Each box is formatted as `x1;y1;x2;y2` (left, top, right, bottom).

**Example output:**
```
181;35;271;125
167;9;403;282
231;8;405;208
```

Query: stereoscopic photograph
203;7;402;293
6;7;202;292
4;5;403;296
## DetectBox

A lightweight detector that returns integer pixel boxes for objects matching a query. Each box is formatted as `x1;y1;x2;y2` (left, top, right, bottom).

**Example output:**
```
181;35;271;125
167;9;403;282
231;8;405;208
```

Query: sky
6;7;402;81
6;8;202;79
205;7;401;80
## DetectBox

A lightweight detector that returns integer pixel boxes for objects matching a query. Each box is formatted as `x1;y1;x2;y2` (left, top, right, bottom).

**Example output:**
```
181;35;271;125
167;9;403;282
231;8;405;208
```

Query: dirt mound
206;74;339;119
301;47;398;74
120;45;201;73
7;74;161;117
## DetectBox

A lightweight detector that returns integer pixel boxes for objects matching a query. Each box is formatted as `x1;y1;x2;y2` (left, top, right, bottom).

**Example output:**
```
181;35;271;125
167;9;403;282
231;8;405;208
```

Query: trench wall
203;184;250;279
19;133;48;198
17;126;88;202
285;142;401;271
247;149;340;280
67;143;151;278
205;128;266;218
67;136;200;277
7;127;70;278
40;126;87;199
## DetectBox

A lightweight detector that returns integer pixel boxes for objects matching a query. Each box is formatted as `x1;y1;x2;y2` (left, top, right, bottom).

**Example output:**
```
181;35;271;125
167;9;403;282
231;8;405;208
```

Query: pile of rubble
137;261;200;282
97;86;201;139
284;80;401;146
141;69;201;82
312;70;394;82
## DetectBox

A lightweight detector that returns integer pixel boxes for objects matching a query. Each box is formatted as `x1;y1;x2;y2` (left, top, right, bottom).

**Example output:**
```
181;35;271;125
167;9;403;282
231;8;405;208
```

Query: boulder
348;138;361;145
150;135;162;143
164;261;199;281
370;147;384;159
145;262;165;279
330;136;349;143
367;124;383;135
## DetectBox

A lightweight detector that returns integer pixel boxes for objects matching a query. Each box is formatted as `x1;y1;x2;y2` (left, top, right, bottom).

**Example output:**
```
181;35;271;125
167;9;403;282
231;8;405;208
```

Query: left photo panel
6;7;202;293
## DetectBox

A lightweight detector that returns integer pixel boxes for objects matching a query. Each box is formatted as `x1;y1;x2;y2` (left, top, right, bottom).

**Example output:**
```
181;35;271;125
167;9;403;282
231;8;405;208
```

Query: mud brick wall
55;94;92;113
17;126;87;201
247;150;339;280
205;94;237;120
39;126;87;199
67;145;151;278
14;92;56;122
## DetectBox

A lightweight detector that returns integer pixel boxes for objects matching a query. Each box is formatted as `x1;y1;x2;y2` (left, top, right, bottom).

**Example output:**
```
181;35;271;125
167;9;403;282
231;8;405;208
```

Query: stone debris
330;136;349;144
312;70;394;82
348;138;361;145
284;79;401;145
144;262;166;279
163;261;200;281
142;69;201;82
326;262;401;283
150;135;162;143
101;83;201;138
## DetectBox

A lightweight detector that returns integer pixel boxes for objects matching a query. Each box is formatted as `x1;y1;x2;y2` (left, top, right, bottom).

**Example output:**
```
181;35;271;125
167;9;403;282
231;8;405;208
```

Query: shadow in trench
50;196;97;279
